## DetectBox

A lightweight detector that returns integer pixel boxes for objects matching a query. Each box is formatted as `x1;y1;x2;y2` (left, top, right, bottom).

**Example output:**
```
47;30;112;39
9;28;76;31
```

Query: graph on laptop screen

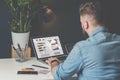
32;36;64;59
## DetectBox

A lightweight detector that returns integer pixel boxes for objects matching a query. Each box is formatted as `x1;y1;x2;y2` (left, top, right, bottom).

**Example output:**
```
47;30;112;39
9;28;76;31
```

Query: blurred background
0;0;120;58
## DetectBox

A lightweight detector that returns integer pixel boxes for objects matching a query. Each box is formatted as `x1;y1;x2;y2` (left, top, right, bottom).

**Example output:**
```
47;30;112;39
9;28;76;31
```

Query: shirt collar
90;26;108;37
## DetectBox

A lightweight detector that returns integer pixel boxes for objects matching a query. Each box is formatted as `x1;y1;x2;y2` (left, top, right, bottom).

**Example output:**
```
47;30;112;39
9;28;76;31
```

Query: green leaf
4;0;46;32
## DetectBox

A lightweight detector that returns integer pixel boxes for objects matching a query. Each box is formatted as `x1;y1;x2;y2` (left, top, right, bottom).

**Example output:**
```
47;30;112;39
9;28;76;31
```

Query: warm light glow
46;8;52;14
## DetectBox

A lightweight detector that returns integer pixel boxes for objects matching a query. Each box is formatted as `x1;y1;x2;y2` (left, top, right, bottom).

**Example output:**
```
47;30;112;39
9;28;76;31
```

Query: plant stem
5;0;44;32
20;11;22;32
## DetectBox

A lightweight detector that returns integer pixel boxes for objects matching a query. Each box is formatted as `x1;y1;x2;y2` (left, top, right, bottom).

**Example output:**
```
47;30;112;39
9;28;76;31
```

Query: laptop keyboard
57;55;67;62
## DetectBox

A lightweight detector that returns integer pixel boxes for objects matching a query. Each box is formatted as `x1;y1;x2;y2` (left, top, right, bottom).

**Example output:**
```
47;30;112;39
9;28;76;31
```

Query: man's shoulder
74;40;90;49
75;37;101;49
74;33;120;49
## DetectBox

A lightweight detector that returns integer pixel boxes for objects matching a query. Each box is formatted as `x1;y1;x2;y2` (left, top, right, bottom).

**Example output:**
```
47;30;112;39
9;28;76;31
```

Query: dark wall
0;0;11;58
0;0;120;58
102;0;120;34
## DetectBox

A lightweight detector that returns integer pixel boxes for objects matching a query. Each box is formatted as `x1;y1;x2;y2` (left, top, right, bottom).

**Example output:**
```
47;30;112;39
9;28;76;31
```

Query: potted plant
4;0;43;50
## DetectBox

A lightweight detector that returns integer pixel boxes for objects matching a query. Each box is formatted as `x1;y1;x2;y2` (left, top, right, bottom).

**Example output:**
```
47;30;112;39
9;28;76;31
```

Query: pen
24;44;27;52
23;44;27;59
13;46;21;57
18;43;22;51
32;65;48;69
17;44;24;59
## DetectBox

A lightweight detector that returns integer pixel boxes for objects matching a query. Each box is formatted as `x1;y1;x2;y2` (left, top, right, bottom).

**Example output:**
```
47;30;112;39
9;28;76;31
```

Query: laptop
30;36;67;62
64;43;75;54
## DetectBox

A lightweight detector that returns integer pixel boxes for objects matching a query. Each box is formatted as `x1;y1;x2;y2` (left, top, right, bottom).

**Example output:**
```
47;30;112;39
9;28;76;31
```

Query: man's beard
82;29;88;38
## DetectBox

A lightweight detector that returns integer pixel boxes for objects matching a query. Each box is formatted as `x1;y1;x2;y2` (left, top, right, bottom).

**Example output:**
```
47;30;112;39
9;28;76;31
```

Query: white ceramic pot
11;32;30;49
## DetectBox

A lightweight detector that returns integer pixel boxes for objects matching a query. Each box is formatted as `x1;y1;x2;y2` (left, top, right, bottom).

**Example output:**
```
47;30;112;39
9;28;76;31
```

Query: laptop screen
32;36;64;59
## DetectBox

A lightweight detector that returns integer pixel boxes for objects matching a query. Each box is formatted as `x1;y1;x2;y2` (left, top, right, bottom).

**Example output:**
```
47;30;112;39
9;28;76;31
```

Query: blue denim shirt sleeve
53;43;83;80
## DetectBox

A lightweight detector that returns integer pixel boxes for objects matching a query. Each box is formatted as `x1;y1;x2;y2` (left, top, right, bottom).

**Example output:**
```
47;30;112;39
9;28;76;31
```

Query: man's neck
88;24;102;36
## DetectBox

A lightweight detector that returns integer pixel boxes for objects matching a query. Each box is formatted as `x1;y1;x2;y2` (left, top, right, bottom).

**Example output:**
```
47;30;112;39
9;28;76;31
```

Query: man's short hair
79;0;103;25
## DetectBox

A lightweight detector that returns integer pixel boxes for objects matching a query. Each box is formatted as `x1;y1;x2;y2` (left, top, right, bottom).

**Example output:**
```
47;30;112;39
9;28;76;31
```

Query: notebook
31;36;67;61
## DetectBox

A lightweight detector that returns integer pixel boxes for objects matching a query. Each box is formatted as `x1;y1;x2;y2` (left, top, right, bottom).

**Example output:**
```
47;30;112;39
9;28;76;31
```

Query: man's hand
46;57;60;74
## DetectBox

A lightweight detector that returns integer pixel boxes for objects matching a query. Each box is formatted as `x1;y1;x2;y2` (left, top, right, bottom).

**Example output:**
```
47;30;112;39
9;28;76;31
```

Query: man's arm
46;57;60;74
46;43;83;80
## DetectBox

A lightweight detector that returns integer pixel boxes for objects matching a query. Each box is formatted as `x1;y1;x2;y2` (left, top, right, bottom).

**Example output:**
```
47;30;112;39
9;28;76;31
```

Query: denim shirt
54;27;120;80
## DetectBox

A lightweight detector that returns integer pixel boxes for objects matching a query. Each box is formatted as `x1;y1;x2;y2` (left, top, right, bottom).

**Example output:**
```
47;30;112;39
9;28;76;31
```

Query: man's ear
84;21;89;30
